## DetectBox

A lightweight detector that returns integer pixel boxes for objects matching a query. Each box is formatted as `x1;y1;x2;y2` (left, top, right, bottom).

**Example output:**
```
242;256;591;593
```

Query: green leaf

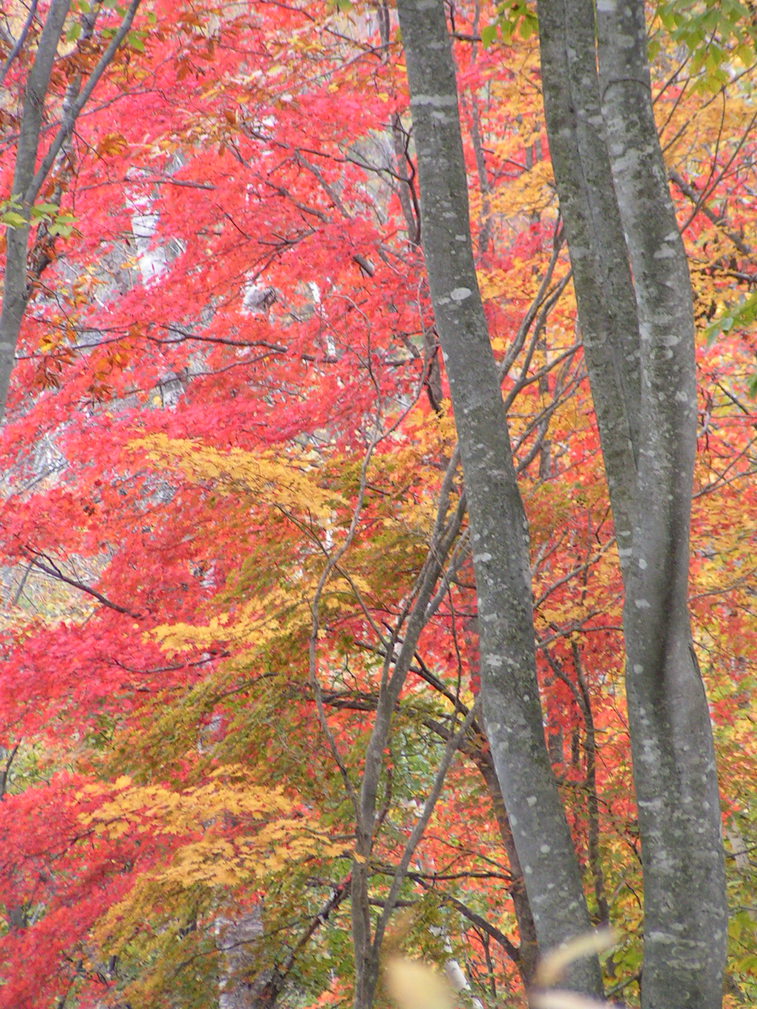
520;16;535;40
706;292;757;345
481;24;498;48
2;211;28;227
30;203;60;219
47;213;78;238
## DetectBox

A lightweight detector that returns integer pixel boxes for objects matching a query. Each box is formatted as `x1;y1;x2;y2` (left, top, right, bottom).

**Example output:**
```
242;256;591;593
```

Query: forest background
0;1;754;1008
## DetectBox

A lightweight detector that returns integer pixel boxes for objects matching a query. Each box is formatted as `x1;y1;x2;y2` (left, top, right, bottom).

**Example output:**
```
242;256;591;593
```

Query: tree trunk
476;752;539;984
0;0;142;419
538;2;727;1006
536;0;640;561
0;0;71;419
395;0;602;997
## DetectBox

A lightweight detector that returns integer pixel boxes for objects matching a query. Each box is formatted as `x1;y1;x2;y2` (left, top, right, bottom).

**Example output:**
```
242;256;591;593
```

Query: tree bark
476;752;539;984
0;0;71;419
395;0;602;998
538;2;727;1006
536;0;640;562
597;4;727;1005
0;0;142;419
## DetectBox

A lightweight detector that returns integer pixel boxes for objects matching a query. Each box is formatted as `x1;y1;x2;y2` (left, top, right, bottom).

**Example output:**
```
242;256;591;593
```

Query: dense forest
0;2;754;1008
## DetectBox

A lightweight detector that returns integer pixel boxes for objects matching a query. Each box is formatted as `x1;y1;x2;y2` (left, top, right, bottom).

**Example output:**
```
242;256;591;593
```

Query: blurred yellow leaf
384;957;453;1009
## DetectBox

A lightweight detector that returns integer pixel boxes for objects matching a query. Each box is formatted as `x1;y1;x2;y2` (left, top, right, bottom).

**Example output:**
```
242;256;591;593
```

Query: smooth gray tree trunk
395;0;603;998
537;2;727;1006
536;0;641;562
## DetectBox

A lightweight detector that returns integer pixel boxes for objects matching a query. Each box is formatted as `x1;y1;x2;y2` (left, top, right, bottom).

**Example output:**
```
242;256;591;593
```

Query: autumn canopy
0;2;754;1008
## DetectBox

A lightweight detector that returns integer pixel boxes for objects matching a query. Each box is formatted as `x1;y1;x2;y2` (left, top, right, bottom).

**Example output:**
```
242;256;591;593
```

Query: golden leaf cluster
132;434;346;519
80;765;344;952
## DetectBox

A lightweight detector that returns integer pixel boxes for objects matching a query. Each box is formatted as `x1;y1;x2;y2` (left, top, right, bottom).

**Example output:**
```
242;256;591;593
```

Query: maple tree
0;2;754;1009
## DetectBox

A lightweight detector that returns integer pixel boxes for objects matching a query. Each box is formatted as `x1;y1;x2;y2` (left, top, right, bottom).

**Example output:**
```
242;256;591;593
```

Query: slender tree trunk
0;0;142;419
476;753;539;984
395;0;602;997
0;0;71;419
538;2;727;1006
349;458;470;1009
